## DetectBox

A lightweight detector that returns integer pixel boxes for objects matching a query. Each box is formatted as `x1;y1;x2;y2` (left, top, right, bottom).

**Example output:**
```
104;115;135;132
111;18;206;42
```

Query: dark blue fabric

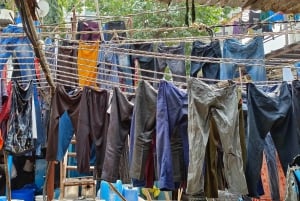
156;80;188;190
246;82;300;197
33;85;45;149
190;40;221;79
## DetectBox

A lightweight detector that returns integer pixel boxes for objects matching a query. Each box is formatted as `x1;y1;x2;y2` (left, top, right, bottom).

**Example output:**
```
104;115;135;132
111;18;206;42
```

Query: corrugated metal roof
160;0;300;14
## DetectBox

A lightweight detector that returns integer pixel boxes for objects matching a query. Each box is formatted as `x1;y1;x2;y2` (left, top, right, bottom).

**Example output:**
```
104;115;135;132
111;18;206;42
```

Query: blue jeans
246;82;300;197
56;111;74;161
115;44;134;92
156;80;188;190
132;43;156;84
0;25;35;81
220;36;266;81
97;42;119;89
157;43;186;83
190;40;221;79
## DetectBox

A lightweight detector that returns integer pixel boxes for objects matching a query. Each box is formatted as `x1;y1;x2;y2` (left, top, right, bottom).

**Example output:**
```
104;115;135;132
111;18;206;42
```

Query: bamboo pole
22;0;56;95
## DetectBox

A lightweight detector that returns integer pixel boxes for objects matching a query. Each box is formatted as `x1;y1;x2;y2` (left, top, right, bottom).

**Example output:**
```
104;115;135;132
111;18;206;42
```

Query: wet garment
76;87;109;177
5;81;34;155
46;85;82;161
56;41;78;86
101;87;133;182
77;41;99;87
187;78;247;196
130;80;157;185
246;82;300;197
156;80;188;190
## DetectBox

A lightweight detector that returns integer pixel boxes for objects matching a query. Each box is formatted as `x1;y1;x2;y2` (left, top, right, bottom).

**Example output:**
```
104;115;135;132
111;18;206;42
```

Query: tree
41;0;230;38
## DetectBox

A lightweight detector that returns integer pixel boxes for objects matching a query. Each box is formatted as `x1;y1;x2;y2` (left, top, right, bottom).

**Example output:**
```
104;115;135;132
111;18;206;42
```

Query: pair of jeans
97;42;119;89
246;82;300;197
0;25;35;81
132;43;156;83
187;78;247;196
130;80;157;184
156;80;188;190
76;87;109;177
190;40;221;79
103;21;127;41
77;20;100;41
220;36;266;81
101;87;133;182
157;43;186;83
114;44;134;92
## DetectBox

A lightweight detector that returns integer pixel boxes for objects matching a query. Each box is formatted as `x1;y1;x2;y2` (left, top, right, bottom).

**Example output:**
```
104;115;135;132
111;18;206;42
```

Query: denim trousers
101;87;133;182
190;40;221;79
157;43;186;83
103;21;127;41
98;42;119;89
220;36;266;81
187;78;247;196
0;25;35;81
246;82;300;197
132;43;156;82
115;44;134;92
130;80;157;183
285;166;300;201
156;80;188;190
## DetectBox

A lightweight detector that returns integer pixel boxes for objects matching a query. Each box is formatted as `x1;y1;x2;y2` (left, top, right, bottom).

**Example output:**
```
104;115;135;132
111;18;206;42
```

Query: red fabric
35;57;41;81
0;81;12;123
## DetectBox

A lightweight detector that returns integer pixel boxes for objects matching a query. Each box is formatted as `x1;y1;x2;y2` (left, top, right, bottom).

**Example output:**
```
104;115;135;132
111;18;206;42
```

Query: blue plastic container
122;186;138;201
11;188;34;201
0;196;6;201
100;180;123;201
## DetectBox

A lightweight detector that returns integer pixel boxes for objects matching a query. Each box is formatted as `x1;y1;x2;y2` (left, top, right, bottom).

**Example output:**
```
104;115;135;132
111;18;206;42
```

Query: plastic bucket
11;188;34;201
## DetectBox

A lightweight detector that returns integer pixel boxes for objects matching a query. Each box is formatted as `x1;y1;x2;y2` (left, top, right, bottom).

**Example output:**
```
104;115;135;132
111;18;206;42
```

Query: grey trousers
186;78;247;196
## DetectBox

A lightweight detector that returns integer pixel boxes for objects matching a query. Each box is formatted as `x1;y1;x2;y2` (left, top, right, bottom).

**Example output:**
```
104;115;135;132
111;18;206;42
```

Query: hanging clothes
101;87;133;183
46;85;82;161
156;80;188;190
131;43;156;85
77;41;99;87
77;20;100;41
97;42;119;89
246;82;300;197
190;40;221;79
0;25;35;81
220;36;266;81
5;81;35;155
76;87;109;178
156;42;186;83
56;41;78;87
186;78;247;197
130;80;157;188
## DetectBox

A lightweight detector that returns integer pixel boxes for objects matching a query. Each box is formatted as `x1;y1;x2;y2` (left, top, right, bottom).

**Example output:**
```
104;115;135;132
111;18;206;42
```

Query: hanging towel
77;41;99;87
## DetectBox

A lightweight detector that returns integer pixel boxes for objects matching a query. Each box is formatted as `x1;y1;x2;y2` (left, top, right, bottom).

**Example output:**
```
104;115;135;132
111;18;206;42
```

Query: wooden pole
22;0;56;95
